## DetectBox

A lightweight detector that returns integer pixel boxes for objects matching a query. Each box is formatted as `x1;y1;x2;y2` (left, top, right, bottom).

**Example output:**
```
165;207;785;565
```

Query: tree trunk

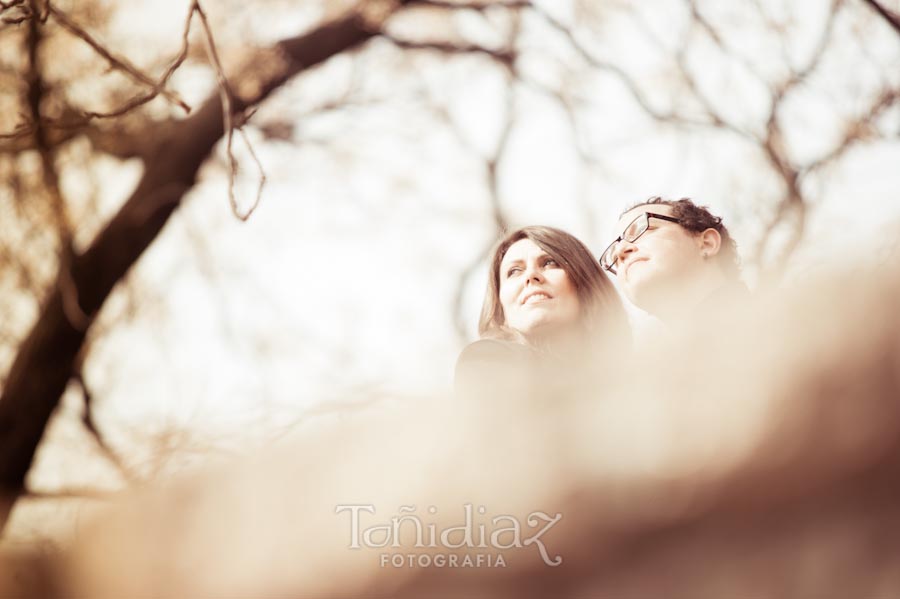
0;7;401;532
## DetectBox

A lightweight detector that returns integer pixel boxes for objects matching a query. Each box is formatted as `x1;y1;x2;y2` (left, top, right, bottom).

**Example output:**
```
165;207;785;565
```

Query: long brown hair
478;226;629;346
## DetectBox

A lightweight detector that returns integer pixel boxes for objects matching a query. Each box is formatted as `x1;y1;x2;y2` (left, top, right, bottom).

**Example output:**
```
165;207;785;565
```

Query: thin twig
684;0;769;85
195;0;266;221
412;0;530;11
0;124;32;141
804;88;900;173
47;1;190;113
73;367;136;484
25;1;90;331
0;0;28;24
450;11;520;341
381;35;515;65
22;487;115;500
527;3;672;122
794;0;843;82
862;0;900;36
2;1;197;141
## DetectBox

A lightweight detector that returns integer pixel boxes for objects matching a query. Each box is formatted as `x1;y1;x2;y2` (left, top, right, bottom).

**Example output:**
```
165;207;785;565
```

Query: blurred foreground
2;262;900;598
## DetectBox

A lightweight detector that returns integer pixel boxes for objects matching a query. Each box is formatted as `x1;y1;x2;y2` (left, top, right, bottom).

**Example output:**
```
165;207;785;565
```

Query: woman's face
498;239;581;338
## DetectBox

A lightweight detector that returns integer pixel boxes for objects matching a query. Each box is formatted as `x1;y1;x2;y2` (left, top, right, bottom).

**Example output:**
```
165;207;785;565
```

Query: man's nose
616;241;637;269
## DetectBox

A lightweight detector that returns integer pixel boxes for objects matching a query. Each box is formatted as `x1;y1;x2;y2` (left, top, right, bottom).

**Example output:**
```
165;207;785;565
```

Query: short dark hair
621;196;741;278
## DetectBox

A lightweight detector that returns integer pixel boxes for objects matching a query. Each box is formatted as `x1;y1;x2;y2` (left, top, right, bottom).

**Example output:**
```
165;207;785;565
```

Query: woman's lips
521;291;553;305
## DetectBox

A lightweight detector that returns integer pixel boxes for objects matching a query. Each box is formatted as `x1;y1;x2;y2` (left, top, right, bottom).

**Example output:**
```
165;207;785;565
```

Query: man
600;196;747;324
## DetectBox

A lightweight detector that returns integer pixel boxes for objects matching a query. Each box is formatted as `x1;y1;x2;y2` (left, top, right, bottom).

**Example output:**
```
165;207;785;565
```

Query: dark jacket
454;339;538;401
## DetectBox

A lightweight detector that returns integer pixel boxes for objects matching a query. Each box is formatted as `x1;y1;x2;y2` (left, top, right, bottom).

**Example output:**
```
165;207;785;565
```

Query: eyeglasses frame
600;212;681;274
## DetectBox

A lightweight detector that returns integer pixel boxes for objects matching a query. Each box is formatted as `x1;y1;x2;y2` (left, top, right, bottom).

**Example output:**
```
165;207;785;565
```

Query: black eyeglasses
600;212;681;274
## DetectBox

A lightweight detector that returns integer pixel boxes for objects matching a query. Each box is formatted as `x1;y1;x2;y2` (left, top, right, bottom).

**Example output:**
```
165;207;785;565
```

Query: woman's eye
543;258;558;267
506;267;522;277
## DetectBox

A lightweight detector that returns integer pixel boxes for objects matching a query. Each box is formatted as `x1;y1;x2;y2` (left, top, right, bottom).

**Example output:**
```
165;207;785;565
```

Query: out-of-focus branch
380;34;516;65
534;8;667;120
862;0;900;36
0;240;40;297
625;4;759;139
794;0;843;82
0;0;28;24
519;73;609;238
621;0;872;276
749;0;848;274
72;366;136;485
0;115;159;158
450;13;520;341
25;1;89;333
47;1;190;114
666;0;854;275
22;486;114;501
194;0;266;221
0;0;418;534
2;1;194;148
3;1;269;218
530;0;766;150
671;44;754;139
81;124;155;159
684;0;768;84
412;0;530;11
805;88;900;173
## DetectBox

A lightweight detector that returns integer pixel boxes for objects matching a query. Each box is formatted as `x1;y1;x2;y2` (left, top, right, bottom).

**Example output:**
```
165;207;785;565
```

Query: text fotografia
335;504;563;567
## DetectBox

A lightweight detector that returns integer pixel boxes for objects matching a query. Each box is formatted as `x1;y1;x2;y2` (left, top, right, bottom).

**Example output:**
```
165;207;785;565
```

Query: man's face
612;205;705;311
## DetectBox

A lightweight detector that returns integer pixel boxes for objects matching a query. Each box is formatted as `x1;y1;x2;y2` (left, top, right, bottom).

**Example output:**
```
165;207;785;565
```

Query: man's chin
624;281;665;315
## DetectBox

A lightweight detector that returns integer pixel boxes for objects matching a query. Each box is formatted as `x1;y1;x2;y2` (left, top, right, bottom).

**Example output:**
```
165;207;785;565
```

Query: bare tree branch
528;4;671;122
24;0;89;335
1;1;194;150
2;1;268;218
412;0;530;10
671;37;754;139
748;0;849;274
0;0;27;24
379;34;516;65
194;0;265;221
450;13;520;341
72;366;135;485
804;88;900;173
0;0;419;533
22;486;114;501
862;0;900;36
47;1;191;114
683;0;769;85
793;0;844;82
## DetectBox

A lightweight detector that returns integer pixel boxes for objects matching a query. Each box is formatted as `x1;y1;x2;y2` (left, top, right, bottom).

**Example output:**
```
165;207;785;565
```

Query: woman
455;226;628;398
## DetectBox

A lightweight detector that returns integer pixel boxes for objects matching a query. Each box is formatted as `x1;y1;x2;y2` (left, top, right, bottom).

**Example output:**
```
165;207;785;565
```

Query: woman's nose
524;263;545;283
526;269;544;283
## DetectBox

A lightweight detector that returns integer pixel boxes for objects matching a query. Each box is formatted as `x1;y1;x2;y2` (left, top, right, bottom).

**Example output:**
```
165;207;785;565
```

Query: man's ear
698;228;722;258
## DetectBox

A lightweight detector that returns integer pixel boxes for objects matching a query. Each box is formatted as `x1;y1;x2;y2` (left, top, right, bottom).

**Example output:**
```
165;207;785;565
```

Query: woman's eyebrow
503;252;552;266
502;258;525;267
